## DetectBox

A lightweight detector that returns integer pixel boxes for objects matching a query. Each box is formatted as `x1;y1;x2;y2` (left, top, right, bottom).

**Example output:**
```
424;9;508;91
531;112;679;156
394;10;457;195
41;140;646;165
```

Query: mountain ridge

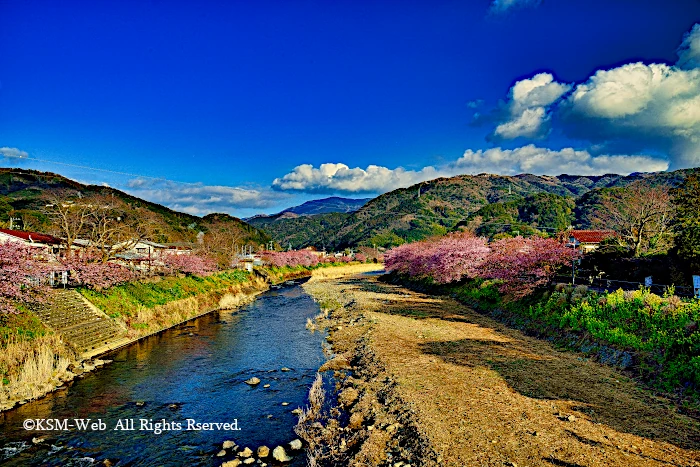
248;169;696;250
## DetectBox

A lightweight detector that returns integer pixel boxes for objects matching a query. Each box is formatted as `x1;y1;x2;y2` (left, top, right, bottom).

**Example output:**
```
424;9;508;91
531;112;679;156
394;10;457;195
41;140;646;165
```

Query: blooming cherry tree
386;233;578;297
0;242;53;314
261;250;319;268
162;253;217;276
59;251;136;290
385;232;490;284
479;236;579;298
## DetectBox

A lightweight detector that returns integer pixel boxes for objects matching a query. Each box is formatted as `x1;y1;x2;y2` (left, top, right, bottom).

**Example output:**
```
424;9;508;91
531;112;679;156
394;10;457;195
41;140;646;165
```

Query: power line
1;154;201;186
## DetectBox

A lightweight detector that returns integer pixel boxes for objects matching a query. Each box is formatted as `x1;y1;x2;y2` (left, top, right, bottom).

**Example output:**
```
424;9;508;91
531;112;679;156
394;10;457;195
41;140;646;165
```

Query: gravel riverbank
301;273;700;467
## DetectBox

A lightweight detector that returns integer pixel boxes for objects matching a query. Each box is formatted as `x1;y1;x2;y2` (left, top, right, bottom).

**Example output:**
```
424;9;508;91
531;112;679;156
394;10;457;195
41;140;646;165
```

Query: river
0;280;326;466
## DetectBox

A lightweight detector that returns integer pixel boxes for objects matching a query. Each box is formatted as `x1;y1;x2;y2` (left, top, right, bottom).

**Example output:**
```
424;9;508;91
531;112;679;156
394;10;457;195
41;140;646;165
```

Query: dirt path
303;274;700;467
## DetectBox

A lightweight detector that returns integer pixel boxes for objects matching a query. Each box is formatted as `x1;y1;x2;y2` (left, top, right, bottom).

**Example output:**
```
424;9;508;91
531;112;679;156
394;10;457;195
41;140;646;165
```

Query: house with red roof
0;228;64;259
565;230;617;252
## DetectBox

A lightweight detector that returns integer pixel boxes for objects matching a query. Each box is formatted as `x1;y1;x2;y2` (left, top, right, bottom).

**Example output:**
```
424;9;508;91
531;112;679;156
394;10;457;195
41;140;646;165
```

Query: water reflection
0;282;323;466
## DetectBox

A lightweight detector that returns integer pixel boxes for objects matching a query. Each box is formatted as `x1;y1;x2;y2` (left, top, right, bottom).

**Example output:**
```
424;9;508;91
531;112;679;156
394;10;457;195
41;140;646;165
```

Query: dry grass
124;284;263;337
306;275;700;467
309;263;383;282
295;372;326;466
317;354;352;372
0;334;76;407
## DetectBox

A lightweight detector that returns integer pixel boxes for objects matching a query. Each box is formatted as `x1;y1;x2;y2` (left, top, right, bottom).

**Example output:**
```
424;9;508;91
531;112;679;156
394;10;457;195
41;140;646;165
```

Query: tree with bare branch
85;195;157;262
590;181;674;257
45;195;94;257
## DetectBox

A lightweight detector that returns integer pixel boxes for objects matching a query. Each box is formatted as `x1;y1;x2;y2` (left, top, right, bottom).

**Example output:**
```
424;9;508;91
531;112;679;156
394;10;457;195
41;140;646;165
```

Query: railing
552;275;695;297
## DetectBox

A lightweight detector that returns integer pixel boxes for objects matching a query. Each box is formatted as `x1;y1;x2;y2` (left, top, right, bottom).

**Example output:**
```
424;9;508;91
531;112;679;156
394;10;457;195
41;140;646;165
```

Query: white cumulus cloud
126;179;287;216
271;146;668;195
271;163;442;194
493;73;571;139
678;23;700;70
0;147;29;159
452;145;668;176
564;61;700;168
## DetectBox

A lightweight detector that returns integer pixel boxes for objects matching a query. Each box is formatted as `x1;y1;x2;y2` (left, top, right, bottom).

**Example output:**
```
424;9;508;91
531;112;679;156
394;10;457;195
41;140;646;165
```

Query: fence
552;275;695;298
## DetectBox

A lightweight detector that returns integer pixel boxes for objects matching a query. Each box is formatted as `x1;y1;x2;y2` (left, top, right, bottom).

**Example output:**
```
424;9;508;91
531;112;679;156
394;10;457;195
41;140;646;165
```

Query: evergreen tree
672;173;700;260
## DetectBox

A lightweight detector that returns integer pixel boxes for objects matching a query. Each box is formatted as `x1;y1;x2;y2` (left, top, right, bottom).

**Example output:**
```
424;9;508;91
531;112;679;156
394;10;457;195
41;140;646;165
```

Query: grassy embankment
79;269;262;337
388;273;700;405
78;262;380;336
1;270;260;406
0;262;378;409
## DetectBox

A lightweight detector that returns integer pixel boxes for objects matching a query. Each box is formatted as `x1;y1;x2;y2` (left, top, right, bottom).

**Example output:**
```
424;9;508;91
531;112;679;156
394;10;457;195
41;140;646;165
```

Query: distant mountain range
247;196;369;221
3;167;696;253
248;170;697;250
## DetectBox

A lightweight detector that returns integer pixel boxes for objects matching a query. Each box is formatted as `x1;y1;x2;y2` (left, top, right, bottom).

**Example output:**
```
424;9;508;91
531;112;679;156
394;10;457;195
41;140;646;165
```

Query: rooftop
569;230;617;244
0;228;62;245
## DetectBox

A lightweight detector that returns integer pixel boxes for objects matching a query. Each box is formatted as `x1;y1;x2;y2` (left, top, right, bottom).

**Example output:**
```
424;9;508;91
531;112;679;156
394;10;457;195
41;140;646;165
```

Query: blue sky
1;0;699;217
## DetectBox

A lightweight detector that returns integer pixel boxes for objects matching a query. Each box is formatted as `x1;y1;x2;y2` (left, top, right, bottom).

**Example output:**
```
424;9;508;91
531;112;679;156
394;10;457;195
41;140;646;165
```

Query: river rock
244;377;261;386
272;446;292;462
288;439;303;451
257;446;270;458
281;402;289;406
291;408;303;415
238;447;253;458
216;450;227;457
221;460;241;467
281;367;291;372
263;384;271;388
222;440;237;450
243;459;255;465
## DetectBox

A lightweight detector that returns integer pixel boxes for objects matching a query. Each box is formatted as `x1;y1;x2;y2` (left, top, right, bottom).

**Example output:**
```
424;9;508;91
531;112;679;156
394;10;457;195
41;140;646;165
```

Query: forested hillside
250;169;696;250
0;168;270;249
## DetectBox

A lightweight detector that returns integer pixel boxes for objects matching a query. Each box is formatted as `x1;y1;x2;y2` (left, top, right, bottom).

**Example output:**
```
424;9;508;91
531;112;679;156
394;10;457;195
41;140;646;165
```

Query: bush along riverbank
383;272;700;411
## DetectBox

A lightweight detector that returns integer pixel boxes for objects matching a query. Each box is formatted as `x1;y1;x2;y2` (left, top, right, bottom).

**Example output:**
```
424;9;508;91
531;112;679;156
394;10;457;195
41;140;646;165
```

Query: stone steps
30;289;126;355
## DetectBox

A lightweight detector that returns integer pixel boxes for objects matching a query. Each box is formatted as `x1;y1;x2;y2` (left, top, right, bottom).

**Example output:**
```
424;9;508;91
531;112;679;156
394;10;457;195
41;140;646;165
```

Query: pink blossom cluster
262;250;320;268
479;236;579;297
59;251;136;290
385;232;490;284
355;253;367;263
385;233;579;297
0;242;53;314
162;253;217;276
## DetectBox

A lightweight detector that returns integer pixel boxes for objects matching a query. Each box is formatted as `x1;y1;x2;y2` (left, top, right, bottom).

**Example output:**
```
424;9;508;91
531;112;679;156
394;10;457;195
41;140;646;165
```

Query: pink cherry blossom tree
162;253;217;276
385;232;490;284
261;250;319;268
0;242;53;314
385;233;578;297
479;236;580;298
59;250;136;290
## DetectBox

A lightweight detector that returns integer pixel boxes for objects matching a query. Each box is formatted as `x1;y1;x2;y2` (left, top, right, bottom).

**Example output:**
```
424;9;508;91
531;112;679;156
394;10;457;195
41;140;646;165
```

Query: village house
0;228;63;259
302;246;326;258
113;239;169;259
565;230;617;252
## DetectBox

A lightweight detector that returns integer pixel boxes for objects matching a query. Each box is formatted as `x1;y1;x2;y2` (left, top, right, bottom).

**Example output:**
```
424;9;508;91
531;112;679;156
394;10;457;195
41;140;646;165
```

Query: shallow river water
0;280;326;466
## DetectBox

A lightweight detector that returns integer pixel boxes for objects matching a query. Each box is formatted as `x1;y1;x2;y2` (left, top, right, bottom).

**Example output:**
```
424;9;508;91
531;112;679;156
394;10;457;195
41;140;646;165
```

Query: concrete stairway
30;289;127;355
